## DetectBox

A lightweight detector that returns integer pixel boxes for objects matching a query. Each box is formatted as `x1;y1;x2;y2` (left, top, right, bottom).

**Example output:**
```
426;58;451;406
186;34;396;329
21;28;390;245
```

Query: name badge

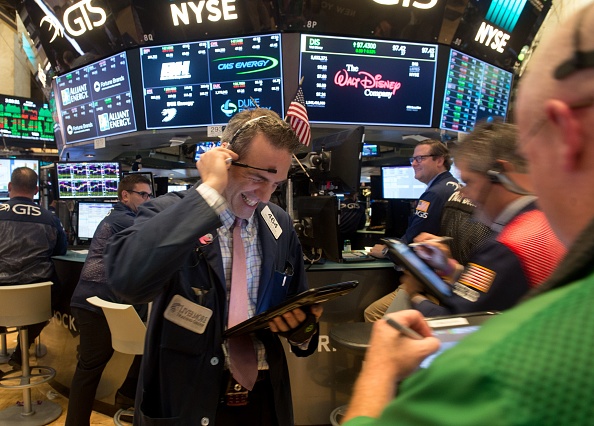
261;206;282;239
164;294;213;334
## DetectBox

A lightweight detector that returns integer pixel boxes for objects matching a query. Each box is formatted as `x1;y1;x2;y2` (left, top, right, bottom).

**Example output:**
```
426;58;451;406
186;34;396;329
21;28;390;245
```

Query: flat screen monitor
77;201;114;241
311;126;364;194
440;48;513;133
54;51;137;144
168;184;188;192
0;95;54;143
194;141;223;162
295;195;341;263
0;158;40;201
299;34;438;127
56;161;120;199
382;166;426;200
362;143;379;157
140;34;284;130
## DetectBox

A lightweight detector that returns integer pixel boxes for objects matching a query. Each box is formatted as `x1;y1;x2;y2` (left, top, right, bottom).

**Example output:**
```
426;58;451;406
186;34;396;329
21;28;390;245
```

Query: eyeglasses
409;155;436;164
128;190;152;200
231;161;277;174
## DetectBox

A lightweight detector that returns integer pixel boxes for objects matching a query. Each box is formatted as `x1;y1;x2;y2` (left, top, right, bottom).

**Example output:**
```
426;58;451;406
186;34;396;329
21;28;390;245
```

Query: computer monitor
55;161;120;199
311;126;364;194
168;184;188;192
77;201;114;241
0;158;40;201
194;141;223;162
362;144;379;157
381;166;426;200
294;195;341;263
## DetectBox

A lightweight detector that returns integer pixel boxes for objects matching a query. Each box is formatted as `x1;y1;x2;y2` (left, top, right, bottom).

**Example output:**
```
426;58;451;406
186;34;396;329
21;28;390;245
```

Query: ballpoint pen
383;316;424;340
408;236;453;247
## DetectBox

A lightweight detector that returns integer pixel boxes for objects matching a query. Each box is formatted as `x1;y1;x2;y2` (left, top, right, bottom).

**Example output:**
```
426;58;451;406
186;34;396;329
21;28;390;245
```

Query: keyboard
341;250;376;263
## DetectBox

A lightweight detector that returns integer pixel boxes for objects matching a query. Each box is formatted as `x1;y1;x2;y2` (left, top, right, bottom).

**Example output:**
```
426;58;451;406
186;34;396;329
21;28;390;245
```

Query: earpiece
486;170;533;195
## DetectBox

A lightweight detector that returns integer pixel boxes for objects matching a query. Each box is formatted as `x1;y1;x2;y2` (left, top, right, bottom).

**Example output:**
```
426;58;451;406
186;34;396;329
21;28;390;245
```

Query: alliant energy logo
334;64;402;99
161;61;191;81
98;109;132;132
213;56;278;75
61;84;89;106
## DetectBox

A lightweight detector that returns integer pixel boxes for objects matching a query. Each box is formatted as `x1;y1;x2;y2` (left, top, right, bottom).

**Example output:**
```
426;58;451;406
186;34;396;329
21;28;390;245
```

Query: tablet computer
420;311;499;368
224;280;359;337
381;238;453;304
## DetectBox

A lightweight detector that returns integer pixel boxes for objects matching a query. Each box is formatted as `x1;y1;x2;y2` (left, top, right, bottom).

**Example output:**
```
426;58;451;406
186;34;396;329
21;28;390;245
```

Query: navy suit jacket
105;186;317;425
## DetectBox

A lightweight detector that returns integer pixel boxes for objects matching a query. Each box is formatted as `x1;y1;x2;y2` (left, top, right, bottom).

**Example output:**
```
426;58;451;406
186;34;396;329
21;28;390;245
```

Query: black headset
486;169;533;195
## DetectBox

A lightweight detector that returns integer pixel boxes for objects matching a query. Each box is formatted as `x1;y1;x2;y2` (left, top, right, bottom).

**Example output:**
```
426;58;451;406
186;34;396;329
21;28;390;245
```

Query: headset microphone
486;170;533;195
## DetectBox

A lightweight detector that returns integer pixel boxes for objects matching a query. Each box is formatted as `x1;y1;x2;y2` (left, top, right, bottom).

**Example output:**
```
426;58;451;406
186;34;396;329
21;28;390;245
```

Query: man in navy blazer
105;108;322;426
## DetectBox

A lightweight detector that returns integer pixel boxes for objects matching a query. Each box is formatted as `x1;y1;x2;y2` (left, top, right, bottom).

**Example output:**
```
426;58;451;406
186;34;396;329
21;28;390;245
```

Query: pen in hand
383;316;424;340
408;236;453;247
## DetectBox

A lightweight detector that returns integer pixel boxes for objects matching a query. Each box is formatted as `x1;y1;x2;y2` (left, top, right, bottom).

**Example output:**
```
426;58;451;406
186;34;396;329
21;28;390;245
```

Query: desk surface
53;250;88;263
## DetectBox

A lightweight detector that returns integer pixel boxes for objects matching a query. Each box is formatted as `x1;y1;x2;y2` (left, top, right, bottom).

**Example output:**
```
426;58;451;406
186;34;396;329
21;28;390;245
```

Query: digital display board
140;34;283;129
0;158;40;201
440;49;513;133
0;95;54;142
299;35;438;127
55;161;120;199
54;52;137;144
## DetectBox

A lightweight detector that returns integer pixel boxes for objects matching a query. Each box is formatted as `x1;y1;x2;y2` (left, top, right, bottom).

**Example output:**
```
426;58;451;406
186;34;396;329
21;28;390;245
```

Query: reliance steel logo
213;56;278;75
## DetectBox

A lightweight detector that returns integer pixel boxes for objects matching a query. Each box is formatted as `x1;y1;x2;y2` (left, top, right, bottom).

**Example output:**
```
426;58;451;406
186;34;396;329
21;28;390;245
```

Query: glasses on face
231;161;277;174
409;155;435;165
128;190;152;200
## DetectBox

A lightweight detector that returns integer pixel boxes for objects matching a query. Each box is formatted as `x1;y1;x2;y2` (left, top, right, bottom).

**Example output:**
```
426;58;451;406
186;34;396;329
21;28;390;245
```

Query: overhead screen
440;48;513;133
54;52;137;144
140;33;283;129
299;34;438;127
55;161;120;199
0;95;54;143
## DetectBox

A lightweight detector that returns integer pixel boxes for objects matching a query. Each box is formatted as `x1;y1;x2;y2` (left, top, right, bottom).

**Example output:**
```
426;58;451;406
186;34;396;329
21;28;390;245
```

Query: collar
220;208;256;235
491;195;538;233
426;170;448;188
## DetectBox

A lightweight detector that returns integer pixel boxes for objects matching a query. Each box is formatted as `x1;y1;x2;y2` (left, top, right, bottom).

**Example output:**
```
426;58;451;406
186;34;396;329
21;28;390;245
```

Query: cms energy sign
212;56;279;75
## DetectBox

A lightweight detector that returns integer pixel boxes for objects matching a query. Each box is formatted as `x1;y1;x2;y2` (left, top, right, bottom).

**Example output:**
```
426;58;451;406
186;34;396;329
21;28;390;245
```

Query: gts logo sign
2;204;42;216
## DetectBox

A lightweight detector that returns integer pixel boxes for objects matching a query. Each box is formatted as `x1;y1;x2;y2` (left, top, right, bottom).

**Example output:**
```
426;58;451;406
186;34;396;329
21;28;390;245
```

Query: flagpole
286;76;309;220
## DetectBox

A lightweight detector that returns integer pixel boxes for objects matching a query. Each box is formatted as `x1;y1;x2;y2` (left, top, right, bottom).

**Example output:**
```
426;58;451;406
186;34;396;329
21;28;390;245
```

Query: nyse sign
371;0;438;9
170;0;238;26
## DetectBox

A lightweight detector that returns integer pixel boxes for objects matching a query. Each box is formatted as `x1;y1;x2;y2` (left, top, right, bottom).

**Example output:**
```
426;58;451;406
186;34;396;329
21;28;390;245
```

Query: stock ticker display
440;49;513;133
299;35;438;127
54;52;137;144
56;162;120;199
140;34;283;129
0;95;54;142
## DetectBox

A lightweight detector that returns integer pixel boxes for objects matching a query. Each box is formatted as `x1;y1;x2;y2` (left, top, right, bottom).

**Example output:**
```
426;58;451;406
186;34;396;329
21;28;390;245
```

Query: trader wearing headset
399;121;566;317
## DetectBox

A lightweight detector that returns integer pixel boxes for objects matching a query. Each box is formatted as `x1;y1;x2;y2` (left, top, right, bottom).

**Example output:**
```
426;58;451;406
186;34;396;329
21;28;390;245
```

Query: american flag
286;86;311;146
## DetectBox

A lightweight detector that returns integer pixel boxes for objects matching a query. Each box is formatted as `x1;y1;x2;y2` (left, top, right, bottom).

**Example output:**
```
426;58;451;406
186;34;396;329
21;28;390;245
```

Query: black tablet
420;311;499;368
381;238;453;304
224;281;359;337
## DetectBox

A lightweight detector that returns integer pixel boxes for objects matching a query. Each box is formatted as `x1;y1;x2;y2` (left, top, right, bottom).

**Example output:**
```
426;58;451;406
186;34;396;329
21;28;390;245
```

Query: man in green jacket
342;4;594;425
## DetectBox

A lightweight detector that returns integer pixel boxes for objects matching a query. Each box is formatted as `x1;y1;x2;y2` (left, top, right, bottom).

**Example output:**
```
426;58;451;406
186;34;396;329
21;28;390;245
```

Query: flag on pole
286;86;311;146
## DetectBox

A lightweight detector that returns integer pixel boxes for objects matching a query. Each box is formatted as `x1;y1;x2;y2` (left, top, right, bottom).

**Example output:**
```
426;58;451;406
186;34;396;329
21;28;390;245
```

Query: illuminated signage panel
440;48;513;133
140;34;283;129
0;95;54;142
54;52;137;144
299;34;438;127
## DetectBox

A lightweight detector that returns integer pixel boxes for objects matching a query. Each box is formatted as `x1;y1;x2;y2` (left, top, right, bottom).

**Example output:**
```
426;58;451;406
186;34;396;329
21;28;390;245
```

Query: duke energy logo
485;0;528;33
221;100;237;117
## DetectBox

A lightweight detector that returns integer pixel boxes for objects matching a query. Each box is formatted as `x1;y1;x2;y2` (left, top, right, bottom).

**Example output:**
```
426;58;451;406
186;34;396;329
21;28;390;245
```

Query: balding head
9;167;39;199
515;4;594;246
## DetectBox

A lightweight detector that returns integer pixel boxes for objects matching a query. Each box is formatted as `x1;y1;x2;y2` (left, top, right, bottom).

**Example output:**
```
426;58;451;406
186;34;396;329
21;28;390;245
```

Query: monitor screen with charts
77;201;114;241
